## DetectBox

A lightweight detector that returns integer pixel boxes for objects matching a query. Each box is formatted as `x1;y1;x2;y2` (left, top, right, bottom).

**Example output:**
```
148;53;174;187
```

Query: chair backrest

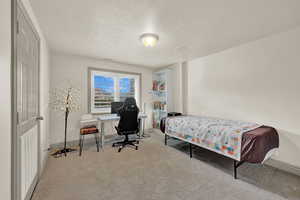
117;97;139;134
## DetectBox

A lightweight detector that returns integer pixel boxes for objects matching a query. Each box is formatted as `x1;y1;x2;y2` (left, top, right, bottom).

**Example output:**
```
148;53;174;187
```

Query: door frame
11;0;41;199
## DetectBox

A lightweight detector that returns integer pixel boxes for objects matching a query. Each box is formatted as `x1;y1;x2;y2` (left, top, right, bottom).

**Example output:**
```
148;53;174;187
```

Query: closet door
16;2;41;200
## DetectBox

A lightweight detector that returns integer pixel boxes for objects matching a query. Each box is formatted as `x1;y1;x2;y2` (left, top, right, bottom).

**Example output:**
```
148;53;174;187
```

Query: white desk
97;113;147;149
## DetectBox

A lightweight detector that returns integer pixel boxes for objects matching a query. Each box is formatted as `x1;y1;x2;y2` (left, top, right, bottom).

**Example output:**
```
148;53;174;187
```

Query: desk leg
100;121;105;149
137;118;145;138
138;119;142;139
141;118;145;137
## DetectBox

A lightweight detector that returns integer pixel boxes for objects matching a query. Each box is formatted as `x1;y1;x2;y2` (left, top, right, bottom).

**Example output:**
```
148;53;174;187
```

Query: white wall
50;52;153;145
0;0;11;198
187;26;300;168
166;63;182;113
21;0;50;172
164;62;189;114
182;62;188;114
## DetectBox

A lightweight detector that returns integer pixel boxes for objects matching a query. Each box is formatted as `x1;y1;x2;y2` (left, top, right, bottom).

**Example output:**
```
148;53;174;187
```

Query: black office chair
112;97;140;152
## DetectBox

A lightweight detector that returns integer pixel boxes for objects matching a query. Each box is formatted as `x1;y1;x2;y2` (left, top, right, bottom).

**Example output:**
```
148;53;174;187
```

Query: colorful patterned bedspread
165;115;261;160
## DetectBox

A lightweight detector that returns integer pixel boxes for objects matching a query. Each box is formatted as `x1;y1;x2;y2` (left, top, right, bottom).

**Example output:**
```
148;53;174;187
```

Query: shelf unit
152;69;173;128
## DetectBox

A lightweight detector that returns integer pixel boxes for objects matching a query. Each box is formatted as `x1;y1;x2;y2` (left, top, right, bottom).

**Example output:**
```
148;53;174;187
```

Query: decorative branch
50;86;81;113
49;86;81;157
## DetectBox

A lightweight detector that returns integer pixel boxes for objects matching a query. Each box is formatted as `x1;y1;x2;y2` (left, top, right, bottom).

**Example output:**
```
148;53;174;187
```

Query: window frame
88;67;141;114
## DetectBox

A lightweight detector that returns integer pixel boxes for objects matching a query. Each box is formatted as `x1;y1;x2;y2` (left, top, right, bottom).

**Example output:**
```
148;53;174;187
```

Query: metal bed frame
164;134;245;179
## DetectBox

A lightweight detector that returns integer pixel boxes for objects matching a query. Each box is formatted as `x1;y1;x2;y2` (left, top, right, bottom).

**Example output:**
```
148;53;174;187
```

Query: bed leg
233;160;237;179
189;143;192;158
165;134;168;145
233;160;245;179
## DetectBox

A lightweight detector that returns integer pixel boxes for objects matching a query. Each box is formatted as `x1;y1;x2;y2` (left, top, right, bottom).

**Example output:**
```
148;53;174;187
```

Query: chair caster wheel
135;146;138;150
112;143;115;147
118;148;121;152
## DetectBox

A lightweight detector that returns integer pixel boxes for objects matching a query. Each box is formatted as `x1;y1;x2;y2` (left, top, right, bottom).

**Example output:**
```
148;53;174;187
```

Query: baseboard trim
265;158;300;177
39;151;48;176
49;134;142;149
50;135;119;149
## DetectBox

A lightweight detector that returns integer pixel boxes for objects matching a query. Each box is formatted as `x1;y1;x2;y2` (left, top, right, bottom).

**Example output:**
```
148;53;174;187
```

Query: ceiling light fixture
140;33;159;47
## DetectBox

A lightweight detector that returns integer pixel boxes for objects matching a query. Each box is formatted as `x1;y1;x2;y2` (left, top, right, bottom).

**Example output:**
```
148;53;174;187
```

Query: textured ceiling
29;0;300;68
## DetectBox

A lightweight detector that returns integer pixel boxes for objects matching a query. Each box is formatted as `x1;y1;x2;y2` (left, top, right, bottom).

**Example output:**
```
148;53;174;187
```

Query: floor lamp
50;87;80;157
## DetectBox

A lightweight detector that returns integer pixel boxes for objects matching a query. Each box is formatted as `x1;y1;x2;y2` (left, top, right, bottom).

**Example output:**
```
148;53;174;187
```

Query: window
89;68;140;113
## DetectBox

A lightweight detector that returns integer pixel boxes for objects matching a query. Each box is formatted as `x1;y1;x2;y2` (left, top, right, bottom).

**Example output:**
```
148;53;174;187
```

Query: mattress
160;116;279;163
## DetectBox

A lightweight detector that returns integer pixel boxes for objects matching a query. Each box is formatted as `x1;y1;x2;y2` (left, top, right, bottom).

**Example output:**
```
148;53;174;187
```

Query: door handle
36;116;44;121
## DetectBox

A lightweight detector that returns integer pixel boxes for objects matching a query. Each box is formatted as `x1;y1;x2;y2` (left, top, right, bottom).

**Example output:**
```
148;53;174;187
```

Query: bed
160;115;279;179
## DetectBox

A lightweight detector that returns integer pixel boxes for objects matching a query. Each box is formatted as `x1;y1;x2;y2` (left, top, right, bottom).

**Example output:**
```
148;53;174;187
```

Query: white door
16;2;40;200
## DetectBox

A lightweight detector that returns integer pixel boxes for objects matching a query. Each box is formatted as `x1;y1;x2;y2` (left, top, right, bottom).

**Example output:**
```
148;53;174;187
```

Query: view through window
89;69;140;113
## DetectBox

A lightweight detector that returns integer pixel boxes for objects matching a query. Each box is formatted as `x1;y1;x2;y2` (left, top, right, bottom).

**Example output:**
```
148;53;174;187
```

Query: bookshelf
152;69;173;128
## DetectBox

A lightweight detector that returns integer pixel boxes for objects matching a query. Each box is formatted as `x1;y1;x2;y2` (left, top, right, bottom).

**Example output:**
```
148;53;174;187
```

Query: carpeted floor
32;131;300;200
